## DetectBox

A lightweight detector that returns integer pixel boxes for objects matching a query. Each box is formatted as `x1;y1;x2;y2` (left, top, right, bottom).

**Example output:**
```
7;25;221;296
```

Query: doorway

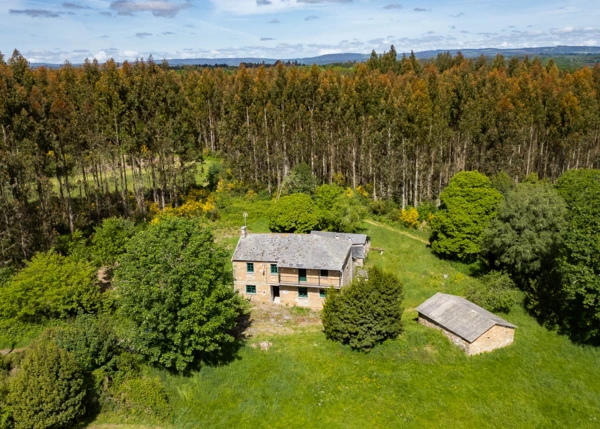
272;286;280;303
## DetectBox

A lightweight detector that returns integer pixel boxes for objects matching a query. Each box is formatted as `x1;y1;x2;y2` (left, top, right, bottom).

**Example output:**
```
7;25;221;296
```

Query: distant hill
411;45;600;59
30;46;600;68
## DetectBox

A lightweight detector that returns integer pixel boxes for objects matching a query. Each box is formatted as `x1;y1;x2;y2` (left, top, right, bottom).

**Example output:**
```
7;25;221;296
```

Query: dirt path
365;219;430;245
244;303;322;337
0;348;24;356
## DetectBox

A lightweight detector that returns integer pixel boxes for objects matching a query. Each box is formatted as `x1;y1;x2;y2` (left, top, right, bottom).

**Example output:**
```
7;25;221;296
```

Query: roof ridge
416;292;517;342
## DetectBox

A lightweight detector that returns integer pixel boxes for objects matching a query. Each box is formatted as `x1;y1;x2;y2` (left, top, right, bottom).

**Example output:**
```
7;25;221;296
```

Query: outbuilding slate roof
232;233;352;271
416;293;517;343
310;231;369;259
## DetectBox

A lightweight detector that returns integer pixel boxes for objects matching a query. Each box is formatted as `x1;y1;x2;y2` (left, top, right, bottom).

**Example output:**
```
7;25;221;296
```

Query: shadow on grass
181;310;254;376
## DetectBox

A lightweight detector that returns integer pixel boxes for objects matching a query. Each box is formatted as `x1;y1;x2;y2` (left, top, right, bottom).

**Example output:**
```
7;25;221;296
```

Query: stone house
310;231;371;266
231;227;355;310
416;293;517;356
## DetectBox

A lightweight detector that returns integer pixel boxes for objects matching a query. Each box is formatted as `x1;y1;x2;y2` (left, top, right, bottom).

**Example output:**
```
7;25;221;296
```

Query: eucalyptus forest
2;49;600;264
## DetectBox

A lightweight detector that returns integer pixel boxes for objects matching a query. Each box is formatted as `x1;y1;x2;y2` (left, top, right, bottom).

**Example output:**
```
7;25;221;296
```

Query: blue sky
1;0;599;63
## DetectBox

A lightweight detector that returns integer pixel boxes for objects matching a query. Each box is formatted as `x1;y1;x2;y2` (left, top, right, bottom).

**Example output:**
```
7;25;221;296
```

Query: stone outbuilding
416;293;517;356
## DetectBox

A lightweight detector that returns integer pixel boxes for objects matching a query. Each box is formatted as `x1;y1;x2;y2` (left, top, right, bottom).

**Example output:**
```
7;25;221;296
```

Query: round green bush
268;193;321;233
430;171;503;262
7;332;87;429
322;267;404;351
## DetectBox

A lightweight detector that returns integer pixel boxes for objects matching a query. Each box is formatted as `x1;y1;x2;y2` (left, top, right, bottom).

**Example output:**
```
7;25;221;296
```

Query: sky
1;0;599;64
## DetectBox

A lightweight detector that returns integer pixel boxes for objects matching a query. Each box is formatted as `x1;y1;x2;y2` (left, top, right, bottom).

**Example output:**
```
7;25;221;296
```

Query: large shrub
318;187;368;233
430;171;503;262
483;182;566;287
0;250;100;323
55;314;120;373
92;217;137;267
7;333;87;429
114;216;245;372
552;169;600;343
322;267;404;351
466;271;517;313
102;376;171;421
315;184;344;210
268;193;321;233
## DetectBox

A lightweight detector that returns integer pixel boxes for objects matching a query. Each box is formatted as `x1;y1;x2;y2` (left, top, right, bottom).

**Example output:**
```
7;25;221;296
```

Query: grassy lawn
143;221;600;429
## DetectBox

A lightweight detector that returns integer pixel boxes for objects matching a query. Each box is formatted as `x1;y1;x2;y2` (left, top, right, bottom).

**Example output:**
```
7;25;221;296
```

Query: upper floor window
246;263;254;273
298;269;307;282
320;270;328;277
270;264;278;274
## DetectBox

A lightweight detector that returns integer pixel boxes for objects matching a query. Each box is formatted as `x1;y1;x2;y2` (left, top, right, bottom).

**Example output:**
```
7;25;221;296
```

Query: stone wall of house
321;270;341;287
234;282;273;304
418;315;515;356
233;261;279;285
341;253;353;286
280;285;327;310
418;315;471;354
469;325;515;355
233;261;277;304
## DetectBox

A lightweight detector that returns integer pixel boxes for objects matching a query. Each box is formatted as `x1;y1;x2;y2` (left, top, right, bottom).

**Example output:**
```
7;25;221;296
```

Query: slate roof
232;233;352;271
310;231;369;245
416;293;517;343
310;231;369;259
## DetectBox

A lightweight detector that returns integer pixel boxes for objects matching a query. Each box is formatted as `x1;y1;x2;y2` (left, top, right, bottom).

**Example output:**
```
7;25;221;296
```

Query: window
298;269;307;282
320;270;328;277
246;285;256;294
319;289;326;298
246;263;254;273
270;264;278;274
298;287;308;298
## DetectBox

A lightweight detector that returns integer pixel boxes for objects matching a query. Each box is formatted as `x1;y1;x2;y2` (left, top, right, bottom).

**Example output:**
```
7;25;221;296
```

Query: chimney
241;226;247;239
335;234;339;239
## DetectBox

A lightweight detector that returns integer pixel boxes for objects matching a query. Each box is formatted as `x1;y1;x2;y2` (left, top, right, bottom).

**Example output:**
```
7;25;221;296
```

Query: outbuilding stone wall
418;314;515;356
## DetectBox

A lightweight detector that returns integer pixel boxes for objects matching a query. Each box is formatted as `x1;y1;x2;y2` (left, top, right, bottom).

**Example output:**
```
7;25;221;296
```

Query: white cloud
550;26;573;35
110;1;192;18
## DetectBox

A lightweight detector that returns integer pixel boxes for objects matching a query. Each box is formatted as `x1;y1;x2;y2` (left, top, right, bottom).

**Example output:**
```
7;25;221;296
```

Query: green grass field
115;219;600;429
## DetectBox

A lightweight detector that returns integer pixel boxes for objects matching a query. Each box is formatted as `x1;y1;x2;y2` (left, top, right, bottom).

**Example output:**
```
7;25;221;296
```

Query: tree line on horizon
1;47;600;265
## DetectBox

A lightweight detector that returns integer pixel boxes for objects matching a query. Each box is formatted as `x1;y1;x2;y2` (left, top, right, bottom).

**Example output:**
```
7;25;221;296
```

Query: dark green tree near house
114;216;245;372
483;182;567;288
268;193;321;233
322;266;404;351
552;169;600;343
430;171;503;262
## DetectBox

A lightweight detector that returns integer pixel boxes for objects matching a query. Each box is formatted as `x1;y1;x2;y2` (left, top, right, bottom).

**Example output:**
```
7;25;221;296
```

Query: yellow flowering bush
400;207;420;229
149;191;217;223
356;185;369;198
